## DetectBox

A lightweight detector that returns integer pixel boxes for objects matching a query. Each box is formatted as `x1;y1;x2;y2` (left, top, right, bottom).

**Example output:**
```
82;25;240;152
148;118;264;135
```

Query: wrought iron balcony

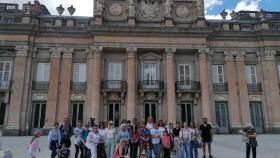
213;83;228;92
71;82;86;91
138;80;164;91
247;83;262;93
32;81;49;91
175;81;200;91
102;80;126;91
0;80;11;91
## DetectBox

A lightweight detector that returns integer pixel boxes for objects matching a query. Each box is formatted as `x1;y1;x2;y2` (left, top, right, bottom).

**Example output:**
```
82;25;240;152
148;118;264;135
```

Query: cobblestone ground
1;134;280;158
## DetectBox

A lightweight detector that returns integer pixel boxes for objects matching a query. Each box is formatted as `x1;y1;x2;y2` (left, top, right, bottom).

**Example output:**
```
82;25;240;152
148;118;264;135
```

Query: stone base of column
128;18;135;26
2;125;20;136
95;17;103;25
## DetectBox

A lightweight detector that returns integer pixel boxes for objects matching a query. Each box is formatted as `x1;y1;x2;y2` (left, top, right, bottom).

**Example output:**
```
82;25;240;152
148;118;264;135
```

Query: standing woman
98;122;107;158
105;121;115;158
146;116;154;130
117;124;130;154
189;122;199;158
48;122;62;158
150;123;161;158
242;123;257;158
129;124;140;158
179;122;191;158
86;126;100;158
74;121;83;158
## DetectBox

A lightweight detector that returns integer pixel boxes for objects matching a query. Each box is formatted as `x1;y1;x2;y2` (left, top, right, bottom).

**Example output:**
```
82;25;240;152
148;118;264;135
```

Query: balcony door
180;102;193;125
177;64;191;88
142;63;159;88
144;102;157;121
0;102;6;125
108;102;120;126
70;102;84;127
249;102;263;133
215;102;229;133
108;63;122;89
32;102;46;129
246;65;257;83
0;61;11;89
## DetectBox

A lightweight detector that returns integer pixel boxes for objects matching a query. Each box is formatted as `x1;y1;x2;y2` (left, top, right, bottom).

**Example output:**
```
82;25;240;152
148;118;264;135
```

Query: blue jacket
48;129;62;144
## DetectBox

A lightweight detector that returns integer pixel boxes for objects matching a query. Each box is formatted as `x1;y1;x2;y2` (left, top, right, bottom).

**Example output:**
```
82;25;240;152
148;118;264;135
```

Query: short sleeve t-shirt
199;124;212;141
150;128;161;144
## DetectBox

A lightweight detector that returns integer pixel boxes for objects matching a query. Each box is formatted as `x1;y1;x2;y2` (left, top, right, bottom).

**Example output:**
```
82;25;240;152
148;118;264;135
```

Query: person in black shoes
199;118;213;158
60;117;74;148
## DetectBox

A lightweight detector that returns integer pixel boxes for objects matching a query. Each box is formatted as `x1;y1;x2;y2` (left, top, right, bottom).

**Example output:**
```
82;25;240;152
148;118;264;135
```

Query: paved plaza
1;134;280;158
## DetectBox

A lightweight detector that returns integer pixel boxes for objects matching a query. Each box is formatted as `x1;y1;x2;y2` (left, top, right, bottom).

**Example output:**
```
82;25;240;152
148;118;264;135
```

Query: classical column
262;50;280;131
57;49;73;123
198;49;212;122
235;52;251;124
224;51;241;131
165;48;176;123
85;49;93;121
126;48;137;120
5;45;29;135
90;46;102;122
44;48;61;128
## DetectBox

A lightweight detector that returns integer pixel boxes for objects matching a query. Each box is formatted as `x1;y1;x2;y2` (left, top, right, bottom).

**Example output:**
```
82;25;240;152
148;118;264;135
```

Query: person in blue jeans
117;124;130;154
150;123;161;158
180;122;191;158
48;122;62;158
189;122;199;158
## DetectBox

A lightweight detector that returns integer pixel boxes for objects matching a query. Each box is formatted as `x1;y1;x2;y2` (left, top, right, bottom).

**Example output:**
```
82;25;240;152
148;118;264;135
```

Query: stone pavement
0;134;280;158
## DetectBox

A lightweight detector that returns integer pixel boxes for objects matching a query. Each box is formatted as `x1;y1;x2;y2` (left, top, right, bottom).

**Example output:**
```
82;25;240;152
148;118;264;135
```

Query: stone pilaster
261;50;280;132
57;49;73;123
85;49;93;121
224;51;242;131
90;46;102;122
44;48;61;128
198;48;212;122
4;45;29;136
235;52;251;125
165;48;176;123
126;47;137;120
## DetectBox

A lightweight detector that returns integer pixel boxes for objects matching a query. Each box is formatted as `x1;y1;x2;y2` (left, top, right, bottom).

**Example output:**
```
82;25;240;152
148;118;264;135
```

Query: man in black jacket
59;117;74;148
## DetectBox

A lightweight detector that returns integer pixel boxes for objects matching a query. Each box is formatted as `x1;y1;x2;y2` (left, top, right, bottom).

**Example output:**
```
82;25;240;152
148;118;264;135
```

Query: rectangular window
177;64;192;81
212;65;224;83
246;65;257;83
108;63;122;80
0;61;12;81
72;63;86;82
142;63;159;81
36;63;50;81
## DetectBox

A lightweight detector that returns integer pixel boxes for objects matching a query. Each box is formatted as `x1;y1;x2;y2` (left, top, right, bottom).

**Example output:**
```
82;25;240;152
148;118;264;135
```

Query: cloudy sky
2;0;280;19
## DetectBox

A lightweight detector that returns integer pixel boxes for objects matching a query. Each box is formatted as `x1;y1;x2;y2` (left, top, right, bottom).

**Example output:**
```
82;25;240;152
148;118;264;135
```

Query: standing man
199;118;213;158
60;117;74;148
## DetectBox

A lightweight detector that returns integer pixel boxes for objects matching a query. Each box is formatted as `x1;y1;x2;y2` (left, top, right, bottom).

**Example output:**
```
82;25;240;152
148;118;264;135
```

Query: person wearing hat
86;125;100;158
48;122;62;158
242;123;257;158
27;130;41;158
105;120;115;158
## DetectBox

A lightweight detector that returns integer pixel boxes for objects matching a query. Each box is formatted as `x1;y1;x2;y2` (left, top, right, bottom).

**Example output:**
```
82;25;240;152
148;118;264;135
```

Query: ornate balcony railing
247;83;262;93
102;80;126;91
213;83;228;92
175;81;200;91
70;82;86;91
138;80;164;90
0;80;11;91
32;81;49;91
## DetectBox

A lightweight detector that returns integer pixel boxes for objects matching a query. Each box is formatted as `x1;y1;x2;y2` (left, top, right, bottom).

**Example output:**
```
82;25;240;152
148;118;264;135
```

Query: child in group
27;130;41;158
162;130;171;158
143;142;153;158
59;143;71;158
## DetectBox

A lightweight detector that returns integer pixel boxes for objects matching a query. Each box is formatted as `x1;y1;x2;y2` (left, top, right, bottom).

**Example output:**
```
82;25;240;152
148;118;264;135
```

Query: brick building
0;0;280;135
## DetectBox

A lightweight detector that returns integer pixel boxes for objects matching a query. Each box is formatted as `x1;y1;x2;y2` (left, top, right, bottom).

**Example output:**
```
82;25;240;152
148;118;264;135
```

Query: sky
2;0;280;19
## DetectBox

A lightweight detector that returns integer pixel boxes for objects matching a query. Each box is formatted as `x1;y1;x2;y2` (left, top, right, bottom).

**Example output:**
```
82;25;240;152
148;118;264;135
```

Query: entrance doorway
249;102;263;133
71;102;84;127
144;102;157;121
108;102;120;126
215;102;229;133
180;103;193;125
32;102;46;129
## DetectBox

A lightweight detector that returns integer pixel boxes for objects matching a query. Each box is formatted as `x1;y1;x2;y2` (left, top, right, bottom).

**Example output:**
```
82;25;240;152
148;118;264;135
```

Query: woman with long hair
105;120;115;158
48;122;61;158
179;122;191;158
129;124;140;158
189;122;199;158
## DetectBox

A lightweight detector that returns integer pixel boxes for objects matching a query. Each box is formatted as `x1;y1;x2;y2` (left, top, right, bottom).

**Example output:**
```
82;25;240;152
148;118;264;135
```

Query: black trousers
61;138;71;148
129;142;139;158
75;144;84;158
163;147;170;158
246;144;256;158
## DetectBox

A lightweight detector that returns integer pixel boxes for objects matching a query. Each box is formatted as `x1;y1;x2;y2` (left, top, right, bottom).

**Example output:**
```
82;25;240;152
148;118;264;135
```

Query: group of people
26;117;258;158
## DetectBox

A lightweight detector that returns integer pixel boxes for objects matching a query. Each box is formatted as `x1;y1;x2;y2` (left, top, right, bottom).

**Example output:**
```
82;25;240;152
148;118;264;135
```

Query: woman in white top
146;116;154;130
179;122;191;158
189;122;200;158
105;121;115;158
86;126;100;158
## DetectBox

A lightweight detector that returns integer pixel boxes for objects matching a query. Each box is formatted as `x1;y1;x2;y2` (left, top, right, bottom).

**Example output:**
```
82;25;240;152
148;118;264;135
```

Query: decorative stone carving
32;93;47;101
67;5;76;16
109;4;123;16
126;47;137;57
214;94;228;101
175;6;189;18
220;10;228;20
91;46;103;56
128;0;136;17
165;48;176;56
198;48;209;59
50;48;62;58
71;94;85;101
164;0;173;17
24;1;32;14
224;51;235;61
140;0;159;20
264;50;276;61
249;94;261;101
95;0;105;15
15;45;28;57
235;52;245;62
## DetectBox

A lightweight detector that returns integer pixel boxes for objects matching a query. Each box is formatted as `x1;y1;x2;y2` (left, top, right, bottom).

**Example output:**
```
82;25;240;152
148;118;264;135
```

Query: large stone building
0;0;280;135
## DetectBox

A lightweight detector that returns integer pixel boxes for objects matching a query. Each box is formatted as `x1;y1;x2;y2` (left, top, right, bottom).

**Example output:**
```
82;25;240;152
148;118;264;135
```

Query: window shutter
217;65;224;83
185;65;191;81
72;63;86;82
250;65;257;83
109;63;121;80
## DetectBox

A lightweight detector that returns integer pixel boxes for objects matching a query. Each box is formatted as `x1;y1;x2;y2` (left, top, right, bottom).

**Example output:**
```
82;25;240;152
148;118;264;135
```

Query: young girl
27;130;41;158
86;126;100;158
162;130;171;158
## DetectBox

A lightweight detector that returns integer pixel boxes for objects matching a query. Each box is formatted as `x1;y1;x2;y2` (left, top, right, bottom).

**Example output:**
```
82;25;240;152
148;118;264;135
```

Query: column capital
15;45;29;57
126;47;137;57
165;48;176;56
50;48;62;58
263;49;276;61
90;46;102;56
235;52;246;62
198;48;210;59
62;48;74;58
224;51;235;61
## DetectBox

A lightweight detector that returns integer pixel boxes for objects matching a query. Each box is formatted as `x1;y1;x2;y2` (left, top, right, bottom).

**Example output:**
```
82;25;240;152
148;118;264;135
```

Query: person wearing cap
48;122;62;158
27;130;41;158
86;126;100;158
242;123;257;158
105;120;115;158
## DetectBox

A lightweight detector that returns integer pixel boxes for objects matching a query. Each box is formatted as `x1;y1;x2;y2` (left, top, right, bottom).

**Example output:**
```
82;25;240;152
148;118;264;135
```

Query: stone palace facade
0;0;280;135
